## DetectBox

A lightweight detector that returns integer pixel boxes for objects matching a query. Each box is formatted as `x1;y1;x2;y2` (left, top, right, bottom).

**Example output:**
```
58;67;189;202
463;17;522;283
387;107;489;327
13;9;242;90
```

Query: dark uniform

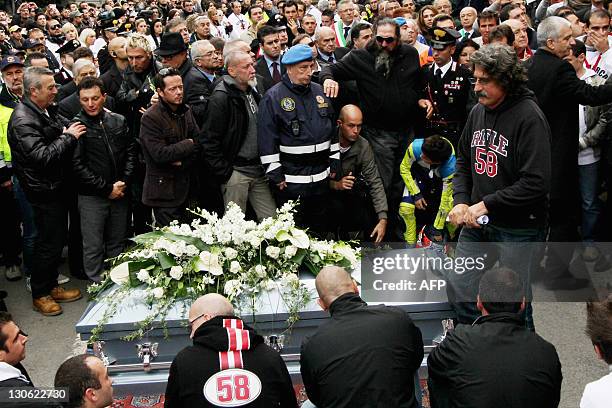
257;44;338;234
424;27;475;148
54;40;81;88
424;61;474;147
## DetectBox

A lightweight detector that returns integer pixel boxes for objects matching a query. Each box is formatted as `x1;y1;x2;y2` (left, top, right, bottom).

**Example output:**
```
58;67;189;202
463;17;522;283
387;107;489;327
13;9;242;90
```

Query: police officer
424;27;475;148
54;40;80;87
258;44;338;235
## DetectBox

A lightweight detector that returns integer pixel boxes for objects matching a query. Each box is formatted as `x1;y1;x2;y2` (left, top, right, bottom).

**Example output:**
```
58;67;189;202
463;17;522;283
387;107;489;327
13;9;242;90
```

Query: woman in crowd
147;18;163;49
62;22;78;41
417;5;438;44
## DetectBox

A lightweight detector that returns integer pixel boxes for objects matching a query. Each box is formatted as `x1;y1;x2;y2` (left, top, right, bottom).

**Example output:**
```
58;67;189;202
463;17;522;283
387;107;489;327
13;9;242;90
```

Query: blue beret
282;44;314;65
394;17;407;27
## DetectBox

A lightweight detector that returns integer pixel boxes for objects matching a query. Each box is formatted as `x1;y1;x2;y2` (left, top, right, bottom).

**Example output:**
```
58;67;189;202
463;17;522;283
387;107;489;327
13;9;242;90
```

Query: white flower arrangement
88;201;360;341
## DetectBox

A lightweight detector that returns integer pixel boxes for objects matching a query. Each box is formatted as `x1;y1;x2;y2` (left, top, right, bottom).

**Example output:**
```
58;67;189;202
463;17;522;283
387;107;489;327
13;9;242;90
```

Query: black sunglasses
376;35;396;44
50;24;61;29
187;313;206;333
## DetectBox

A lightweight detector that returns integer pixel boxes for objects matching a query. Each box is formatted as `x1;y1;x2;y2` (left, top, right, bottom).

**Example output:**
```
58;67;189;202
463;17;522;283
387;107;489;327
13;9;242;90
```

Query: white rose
224;247;238;260
230;261;242;273
169;265;183;280
250;236;262;248
136;269;150;282
284;245;298;258
152;287;164;299
265;246;281;259
224;279;242;297
254;264;267;278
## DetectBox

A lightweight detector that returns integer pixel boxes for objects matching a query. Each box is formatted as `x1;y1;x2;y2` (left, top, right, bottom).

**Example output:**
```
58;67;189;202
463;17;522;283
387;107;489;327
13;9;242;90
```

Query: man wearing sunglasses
165;294;297;407
320;18;433;240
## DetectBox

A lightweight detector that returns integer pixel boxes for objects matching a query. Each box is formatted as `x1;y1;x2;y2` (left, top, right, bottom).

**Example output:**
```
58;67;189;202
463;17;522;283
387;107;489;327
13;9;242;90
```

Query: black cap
56;39;81;55
430;27;461;50
23;38;44;49
266;14;287;30
155;32;188;57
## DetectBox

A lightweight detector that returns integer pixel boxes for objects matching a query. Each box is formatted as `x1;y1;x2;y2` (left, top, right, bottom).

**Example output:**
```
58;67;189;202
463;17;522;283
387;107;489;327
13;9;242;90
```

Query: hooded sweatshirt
164;316;296;408
454;87;551;228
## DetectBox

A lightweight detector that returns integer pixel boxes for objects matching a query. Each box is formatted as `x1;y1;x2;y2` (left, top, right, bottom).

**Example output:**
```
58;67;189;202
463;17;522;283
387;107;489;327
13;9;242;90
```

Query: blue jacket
257;75;338;197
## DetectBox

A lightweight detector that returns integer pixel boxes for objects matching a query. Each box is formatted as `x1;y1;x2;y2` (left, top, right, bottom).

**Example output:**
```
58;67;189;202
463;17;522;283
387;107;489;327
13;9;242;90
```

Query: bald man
328;105;388;243
165;294;297;408
315;26;349;66
300;266;424;408
100;37;128;98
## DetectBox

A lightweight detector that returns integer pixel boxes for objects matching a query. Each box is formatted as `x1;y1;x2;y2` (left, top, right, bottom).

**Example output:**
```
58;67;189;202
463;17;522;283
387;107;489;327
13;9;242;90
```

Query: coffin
76;269;455;403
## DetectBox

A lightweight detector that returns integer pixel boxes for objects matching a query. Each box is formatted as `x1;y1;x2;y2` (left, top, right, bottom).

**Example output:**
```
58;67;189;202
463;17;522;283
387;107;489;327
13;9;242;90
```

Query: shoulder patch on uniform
280;97;295;112
316;95;325;104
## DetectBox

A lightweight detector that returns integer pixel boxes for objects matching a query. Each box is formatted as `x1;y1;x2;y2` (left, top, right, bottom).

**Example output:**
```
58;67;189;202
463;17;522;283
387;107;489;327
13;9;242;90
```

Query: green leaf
127;260;156;287
165;232;209;251
158;252;177;269
290;249;307;265
131;230;164;244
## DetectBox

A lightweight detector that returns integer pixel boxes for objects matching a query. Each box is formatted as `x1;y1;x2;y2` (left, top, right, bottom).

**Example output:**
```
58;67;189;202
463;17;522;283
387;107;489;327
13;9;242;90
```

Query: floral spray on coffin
87;201;360;343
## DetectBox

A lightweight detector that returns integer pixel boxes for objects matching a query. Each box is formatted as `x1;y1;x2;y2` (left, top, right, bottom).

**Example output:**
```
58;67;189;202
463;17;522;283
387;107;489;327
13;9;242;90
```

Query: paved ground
0;266;610;408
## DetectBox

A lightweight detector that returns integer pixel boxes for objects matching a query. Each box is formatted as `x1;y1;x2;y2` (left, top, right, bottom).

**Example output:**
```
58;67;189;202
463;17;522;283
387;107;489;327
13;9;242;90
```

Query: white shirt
580;366;612;408
578;69;601;166
0;362;30;384
228;13;250;39
433;59;453;78
577;35;612;80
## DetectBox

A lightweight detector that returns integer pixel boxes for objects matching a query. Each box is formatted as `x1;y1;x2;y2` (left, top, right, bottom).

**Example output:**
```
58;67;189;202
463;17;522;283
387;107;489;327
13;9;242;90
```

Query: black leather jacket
72;109;137;197
7;98;74;202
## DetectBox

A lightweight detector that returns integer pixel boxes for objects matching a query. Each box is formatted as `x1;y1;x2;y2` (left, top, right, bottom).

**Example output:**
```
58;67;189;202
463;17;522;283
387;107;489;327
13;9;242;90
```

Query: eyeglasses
306;41;315;47
188;313;206;333
50;24;61;29
376;35;396;44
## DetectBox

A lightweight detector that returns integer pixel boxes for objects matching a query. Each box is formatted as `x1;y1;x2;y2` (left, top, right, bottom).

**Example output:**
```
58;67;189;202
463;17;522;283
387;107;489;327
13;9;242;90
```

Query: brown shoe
50;286;82;303
33;296;62;316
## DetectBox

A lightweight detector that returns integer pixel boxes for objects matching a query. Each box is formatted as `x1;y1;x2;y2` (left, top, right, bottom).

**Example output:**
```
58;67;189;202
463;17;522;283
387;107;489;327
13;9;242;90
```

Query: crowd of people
0;0;611;406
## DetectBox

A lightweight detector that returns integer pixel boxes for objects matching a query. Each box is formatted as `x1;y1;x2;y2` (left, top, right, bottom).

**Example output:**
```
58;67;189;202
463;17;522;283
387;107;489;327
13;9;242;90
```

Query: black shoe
544;277;590;291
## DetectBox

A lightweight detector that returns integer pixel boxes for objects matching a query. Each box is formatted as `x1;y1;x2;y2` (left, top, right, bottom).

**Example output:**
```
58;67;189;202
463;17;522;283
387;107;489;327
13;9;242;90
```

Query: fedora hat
155;32;188;57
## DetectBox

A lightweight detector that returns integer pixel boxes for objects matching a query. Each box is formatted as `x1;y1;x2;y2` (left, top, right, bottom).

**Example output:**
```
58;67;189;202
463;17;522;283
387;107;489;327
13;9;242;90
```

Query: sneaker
582;246;600;262
5;265;22;281
57;273;70;285
25;277;31;293
33;296;62;316
50;286;82;303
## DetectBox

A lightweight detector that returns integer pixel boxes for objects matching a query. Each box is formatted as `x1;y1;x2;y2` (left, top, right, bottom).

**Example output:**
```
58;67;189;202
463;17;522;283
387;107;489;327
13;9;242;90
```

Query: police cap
430;27;461;50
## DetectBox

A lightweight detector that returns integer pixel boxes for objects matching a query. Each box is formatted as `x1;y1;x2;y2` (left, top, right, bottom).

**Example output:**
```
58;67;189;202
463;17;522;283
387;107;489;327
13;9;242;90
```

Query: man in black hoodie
448;44;551;328
165;294;297;407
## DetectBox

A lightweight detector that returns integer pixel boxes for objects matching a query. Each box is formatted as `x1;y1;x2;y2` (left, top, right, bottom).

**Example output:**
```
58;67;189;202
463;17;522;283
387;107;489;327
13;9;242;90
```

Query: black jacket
319;42;426;131
56;80;76;103
58;92;116;121
300;293;424;408
526;48;612;203
72;109;137;197
427;313;562;408
183;66;217;127
165;316;296;408
100;62;124;98
140;100;199;207
201;76;261;183
7;98;75;202
454;87;551;228
116;59;162;139
255;56;286;94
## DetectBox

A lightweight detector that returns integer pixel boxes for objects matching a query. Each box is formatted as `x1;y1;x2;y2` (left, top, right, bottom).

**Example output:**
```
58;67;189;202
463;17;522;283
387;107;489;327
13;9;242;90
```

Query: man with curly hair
448;43;551;327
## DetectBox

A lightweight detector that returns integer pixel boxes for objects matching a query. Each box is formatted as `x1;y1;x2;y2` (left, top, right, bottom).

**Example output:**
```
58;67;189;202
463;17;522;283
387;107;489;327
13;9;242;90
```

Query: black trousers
277;193;329;237
0;187;21;266
30;197;67;299
153;205;188;227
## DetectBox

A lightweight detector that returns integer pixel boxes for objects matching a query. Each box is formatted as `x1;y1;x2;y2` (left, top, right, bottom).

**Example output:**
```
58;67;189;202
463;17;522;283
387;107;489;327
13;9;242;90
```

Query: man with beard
0;57;24;282
321;18;432;240
202;51;276;220
45;19;65;57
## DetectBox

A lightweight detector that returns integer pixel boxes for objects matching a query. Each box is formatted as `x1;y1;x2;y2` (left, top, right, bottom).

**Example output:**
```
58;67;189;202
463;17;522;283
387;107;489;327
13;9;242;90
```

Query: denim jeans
446;224;545;329
578;162;602;242
12;176;36;276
